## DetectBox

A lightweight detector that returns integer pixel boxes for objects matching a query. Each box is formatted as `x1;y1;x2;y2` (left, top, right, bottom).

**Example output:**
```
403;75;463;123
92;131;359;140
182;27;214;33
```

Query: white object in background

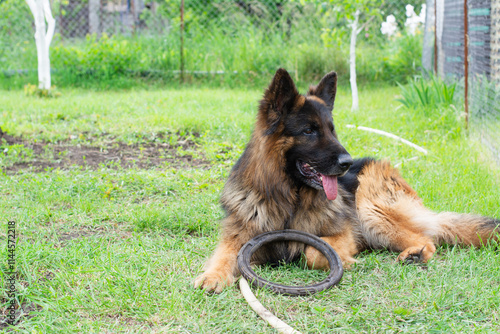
346;124;429;155
405;4;427;35
381;14;398;36
25;0;55;90
350;10;361;112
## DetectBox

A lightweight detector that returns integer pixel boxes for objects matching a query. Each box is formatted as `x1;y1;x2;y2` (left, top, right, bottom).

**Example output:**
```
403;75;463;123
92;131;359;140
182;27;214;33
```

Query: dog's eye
329;123;335;133
303;128;314;135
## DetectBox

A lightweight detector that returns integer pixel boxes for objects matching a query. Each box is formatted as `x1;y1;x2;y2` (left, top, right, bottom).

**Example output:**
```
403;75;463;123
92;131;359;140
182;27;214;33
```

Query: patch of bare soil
1;130;210;174
54;225;134;247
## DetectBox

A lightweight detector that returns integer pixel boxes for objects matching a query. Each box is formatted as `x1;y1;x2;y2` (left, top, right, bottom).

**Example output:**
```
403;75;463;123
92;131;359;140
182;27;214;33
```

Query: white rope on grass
239;278;302;334
346;124;429;155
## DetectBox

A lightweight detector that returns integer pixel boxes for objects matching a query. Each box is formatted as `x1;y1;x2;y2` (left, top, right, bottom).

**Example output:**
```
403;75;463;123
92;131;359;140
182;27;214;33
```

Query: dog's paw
194;271;235;293
305;245;330;270
305;245;357;270
397;243;436;264
398;251;423;264
340;257;358;270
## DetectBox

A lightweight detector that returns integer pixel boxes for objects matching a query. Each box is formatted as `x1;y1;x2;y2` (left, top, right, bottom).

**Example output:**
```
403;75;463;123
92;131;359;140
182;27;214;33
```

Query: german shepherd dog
194;69;500;293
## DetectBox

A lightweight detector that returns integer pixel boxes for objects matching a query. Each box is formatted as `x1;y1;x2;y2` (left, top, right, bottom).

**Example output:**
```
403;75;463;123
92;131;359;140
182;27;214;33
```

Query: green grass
0;88;256;143
1;84;499;332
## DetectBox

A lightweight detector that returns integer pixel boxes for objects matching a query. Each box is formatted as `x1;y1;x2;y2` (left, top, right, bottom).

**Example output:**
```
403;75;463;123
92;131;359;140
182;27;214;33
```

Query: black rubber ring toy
237;229;344;296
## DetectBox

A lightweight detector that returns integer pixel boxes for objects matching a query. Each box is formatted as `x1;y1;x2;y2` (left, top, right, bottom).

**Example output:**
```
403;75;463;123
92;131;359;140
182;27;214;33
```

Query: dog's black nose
338;154;353;171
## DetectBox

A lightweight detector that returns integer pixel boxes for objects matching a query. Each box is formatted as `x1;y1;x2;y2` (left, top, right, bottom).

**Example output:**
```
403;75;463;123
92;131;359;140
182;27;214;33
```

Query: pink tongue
321;174;338;201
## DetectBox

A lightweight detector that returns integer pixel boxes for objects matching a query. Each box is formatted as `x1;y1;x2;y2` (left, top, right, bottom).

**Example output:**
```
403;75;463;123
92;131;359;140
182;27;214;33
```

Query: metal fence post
180;0;185;84
464;0;469;129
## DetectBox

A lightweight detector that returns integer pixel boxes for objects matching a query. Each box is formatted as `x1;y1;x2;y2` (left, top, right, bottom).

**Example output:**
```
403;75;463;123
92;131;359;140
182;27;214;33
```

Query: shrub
52;34;142;81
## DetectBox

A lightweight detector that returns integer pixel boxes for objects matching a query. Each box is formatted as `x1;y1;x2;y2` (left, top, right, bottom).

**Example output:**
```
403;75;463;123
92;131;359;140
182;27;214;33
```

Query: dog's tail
356;159;499;248
429;212;500;246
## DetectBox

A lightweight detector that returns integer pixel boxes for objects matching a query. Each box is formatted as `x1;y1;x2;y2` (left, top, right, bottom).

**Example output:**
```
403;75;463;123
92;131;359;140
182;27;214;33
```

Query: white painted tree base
25;0;55;90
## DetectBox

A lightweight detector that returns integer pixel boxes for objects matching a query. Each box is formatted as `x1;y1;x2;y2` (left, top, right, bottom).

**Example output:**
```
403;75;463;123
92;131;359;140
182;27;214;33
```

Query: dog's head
258;68;352;201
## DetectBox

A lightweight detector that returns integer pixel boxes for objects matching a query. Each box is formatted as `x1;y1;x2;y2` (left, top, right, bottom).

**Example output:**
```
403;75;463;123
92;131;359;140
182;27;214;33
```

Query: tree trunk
350;9;360;112
26;0;55;90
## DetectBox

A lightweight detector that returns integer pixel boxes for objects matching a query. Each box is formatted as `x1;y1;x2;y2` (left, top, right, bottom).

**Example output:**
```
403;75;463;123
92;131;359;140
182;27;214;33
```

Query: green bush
384;33;423;83
52;34;143;81
354;33;423;85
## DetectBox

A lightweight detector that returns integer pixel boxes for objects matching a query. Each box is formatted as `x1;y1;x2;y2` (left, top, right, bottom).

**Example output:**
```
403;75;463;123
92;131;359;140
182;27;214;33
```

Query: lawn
1;84;499;333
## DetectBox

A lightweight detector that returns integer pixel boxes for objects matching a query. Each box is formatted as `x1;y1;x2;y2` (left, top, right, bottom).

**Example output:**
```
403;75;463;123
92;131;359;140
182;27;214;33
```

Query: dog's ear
260;68;298;134
263;68;298;116
308;71;337;111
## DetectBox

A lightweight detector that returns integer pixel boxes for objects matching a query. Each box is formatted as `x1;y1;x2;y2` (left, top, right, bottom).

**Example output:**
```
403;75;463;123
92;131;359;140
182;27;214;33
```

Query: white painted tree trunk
25;0;55;90
349;10;360;112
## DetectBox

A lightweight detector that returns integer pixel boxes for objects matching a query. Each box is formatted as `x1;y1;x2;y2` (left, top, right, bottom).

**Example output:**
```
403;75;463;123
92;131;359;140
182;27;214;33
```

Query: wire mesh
442;0;464;78
1;0;424;77
421;0;500;162
466;1;499;161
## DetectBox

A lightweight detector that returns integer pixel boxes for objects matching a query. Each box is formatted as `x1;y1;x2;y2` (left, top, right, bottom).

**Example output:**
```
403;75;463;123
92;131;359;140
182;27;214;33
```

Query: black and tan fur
194;69;500;293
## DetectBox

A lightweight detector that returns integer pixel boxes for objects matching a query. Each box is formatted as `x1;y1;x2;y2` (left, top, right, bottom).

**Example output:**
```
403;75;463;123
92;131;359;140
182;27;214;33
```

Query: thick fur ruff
194;69;500;293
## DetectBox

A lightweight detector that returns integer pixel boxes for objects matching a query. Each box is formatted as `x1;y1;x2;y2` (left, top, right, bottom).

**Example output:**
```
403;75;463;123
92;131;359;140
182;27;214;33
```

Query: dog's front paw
305;243;357;270
305;245;330;270
194;271;235;293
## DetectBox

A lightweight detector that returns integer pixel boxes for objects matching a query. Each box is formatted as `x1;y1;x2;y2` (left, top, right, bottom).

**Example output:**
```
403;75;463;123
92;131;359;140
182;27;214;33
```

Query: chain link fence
1;0;425;86
422;0;500;162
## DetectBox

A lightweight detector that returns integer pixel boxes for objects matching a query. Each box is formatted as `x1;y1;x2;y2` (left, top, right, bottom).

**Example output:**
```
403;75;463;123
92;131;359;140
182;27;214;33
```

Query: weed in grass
24;83;61;98
0;139;34;168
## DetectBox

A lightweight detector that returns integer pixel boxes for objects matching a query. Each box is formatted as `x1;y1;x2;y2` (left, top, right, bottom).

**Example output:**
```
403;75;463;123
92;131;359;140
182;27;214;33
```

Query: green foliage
2;31;423;89
0;0;32;41
294;44;350;84
328;0;384;20
380;32;423;84
52;34;143;81
397;75;456;111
